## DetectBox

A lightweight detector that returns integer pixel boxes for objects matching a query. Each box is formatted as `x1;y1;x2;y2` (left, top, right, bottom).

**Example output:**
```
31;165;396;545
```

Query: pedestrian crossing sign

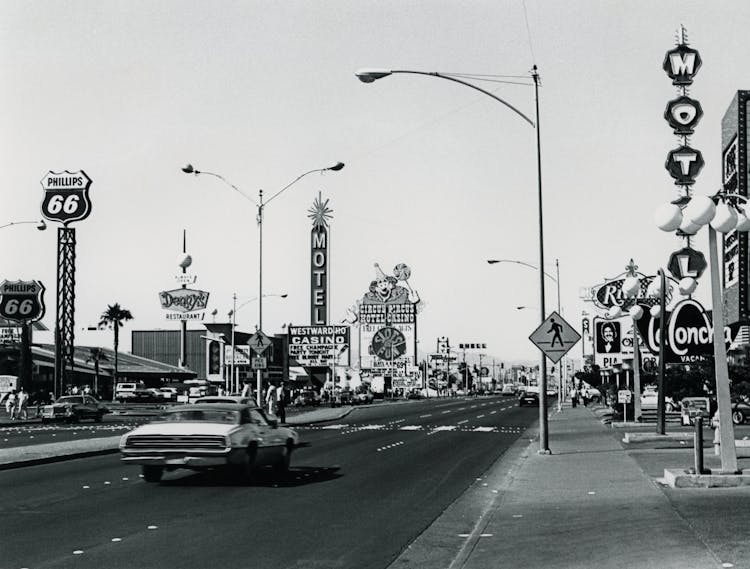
528;311;581;363
248;330;273;355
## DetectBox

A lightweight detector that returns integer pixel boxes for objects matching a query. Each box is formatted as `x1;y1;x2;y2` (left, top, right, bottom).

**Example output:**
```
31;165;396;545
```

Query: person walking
265;384;278;417
6;389;17;420
276;382;287;424
17;388;29;420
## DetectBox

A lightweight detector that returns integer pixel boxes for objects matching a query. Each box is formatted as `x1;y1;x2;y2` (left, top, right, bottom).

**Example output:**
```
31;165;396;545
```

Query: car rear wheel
142;465;163;483
732;410;745;425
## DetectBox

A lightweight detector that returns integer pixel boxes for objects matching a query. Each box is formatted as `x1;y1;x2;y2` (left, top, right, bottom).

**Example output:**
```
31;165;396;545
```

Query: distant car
127;389;163;403
41;395;109;424
157;387;178;400
519;392;539;407
293;391;321;407
353;390;374;405
501;384;516;396
119;403;299;483
640;391;675;412
406;390;423;400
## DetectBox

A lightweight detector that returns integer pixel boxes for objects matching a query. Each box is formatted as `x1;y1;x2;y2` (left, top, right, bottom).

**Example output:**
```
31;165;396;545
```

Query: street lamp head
280;294;289;298
355;68;393;83
328;162;345;172
181;164;195;174
36;220;46;231
487;259;500;264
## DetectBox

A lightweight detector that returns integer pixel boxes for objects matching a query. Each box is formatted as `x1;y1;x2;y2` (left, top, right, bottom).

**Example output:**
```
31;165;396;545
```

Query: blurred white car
640;390;675;412
119;403;299;483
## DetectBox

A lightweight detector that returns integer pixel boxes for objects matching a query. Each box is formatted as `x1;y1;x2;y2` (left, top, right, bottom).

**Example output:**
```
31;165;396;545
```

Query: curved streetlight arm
356;68;535;128
182;167;258;206
487;259;556;282
264;163;344;208
236;293;288;312
0;219;46;231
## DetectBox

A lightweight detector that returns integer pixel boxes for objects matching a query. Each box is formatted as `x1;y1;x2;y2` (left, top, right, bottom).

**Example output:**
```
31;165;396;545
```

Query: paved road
1;395;537;569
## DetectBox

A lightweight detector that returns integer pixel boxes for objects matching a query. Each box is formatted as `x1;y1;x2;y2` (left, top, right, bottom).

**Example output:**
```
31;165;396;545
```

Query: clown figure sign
359;263;421;377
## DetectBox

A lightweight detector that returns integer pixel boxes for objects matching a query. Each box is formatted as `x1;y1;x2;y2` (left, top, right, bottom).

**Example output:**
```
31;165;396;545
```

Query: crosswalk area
299;423;526;435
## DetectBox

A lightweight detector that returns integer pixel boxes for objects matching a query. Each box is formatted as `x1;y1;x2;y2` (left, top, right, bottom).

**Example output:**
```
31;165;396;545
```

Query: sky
2;0;749;366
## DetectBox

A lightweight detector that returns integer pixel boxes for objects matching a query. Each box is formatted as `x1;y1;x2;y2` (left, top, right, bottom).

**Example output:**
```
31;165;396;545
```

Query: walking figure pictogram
548;318;564;347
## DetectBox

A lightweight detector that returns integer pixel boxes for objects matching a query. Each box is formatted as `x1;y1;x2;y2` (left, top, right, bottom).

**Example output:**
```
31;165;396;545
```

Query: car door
248;409;284;465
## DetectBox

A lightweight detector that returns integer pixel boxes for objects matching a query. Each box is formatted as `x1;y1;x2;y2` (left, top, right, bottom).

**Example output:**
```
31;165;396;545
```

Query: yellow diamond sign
528;311;581;364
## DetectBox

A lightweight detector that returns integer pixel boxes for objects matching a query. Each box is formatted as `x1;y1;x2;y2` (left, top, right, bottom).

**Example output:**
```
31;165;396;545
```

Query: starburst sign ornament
307;192;333;229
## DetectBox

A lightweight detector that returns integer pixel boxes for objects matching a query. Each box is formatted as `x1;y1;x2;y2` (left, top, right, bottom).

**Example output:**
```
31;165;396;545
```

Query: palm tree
98;303;134;387
85;347;109;398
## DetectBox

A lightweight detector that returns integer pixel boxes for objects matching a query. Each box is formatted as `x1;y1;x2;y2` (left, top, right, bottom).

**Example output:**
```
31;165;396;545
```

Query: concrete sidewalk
394;401;748;569
0;405;354;470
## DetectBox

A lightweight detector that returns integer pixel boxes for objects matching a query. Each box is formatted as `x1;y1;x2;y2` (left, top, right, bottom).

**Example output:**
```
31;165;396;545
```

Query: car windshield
56;396;84;404
161;409;240;424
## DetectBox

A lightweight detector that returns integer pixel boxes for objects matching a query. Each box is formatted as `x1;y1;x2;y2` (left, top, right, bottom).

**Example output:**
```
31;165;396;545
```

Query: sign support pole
708;225;738;472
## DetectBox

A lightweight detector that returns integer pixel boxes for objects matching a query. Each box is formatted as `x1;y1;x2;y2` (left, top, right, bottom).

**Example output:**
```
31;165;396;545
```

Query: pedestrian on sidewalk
5;389;17;420
17;388;29;420
276;382;286;424
570;386;578;407
265;383;278;416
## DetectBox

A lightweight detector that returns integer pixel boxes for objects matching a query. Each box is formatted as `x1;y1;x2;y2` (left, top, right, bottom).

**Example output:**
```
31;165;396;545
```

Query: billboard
288;325;350;367
359;263;420;372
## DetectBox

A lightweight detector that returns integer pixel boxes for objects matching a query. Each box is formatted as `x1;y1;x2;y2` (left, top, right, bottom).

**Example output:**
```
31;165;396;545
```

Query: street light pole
358;66;549;452
182;162;344;406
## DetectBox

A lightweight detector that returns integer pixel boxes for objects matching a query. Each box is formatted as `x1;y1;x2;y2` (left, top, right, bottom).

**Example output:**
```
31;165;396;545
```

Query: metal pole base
537;449;552;455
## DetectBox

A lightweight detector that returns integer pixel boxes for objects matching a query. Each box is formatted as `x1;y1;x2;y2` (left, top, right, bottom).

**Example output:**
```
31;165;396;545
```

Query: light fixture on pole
183;162;343;406
0;219;47;231
489;258;563;410
358;67;549;452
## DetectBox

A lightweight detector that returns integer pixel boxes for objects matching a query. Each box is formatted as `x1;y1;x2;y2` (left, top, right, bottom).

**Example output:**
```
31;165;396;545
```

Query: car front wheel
732;410;745;425
142;465;163;483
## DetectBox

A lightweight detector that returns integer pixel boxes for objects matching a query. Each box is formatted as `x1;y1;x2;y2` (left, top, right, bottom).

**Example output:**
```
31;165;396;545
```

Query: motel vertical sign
308;193;332;325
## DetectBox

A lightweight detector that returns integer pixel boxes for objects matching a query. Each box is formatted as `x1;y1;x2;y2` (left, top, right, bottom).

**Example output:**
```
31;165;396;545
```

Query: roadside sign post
248;330;272;406
529;311;581;452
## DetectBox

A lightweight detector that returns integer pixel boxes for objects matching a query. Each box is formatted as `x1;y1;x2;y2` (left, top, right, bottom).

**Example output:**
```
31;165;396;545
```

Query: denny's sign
159;288;209;320
635;299;742;364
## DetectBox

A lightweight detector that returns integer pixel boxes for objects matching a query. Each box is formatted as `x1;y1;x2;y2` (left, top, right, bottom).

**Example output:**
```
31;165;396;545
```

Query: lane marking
419;414;432;418
457;420;468;425
399;425;421;430
442;410;451;414
321;424;347;429
476;414;485;419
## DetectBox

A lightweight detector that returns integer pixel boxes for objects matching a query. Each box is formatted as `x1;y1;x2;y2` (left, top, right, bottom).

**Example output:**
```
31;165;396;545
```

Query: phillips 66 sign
40;170;92;225
0;280;46;323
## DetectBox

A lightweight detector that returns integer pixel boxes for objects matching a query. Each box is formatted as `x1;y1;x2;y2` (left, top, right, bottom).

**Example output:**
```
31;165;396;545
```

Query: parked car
730;398;750;425
115;382;143;402
293;391;321;407
40;395;109;424
127;389;164;403
119;403;299;483
519;392;539;407
640;390;676;412
157;387;178;400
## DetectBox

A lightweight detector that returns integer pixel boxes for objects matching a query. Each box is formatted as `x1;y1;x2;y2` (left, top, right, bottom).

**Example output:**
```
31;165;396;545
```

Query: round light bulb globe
650;305;661;318
679;277;697;295
629;305;644;320
607;306;623;319
736;211;750;232
177;253;193;269
711;203;738;233
679;217;701;235
622;276;640;298
654;203;683;232
685;195;716;225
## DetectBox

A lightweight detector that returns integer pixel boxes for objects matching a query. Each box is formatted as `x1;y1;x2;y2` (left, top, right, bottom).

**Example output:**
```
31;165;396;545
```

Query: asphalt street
1;395;539;569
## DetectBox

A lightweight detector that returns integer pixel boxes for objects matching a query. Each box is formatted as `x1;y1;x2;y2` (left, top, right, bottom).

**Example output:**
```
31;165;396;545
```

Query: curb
0;447;120;471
